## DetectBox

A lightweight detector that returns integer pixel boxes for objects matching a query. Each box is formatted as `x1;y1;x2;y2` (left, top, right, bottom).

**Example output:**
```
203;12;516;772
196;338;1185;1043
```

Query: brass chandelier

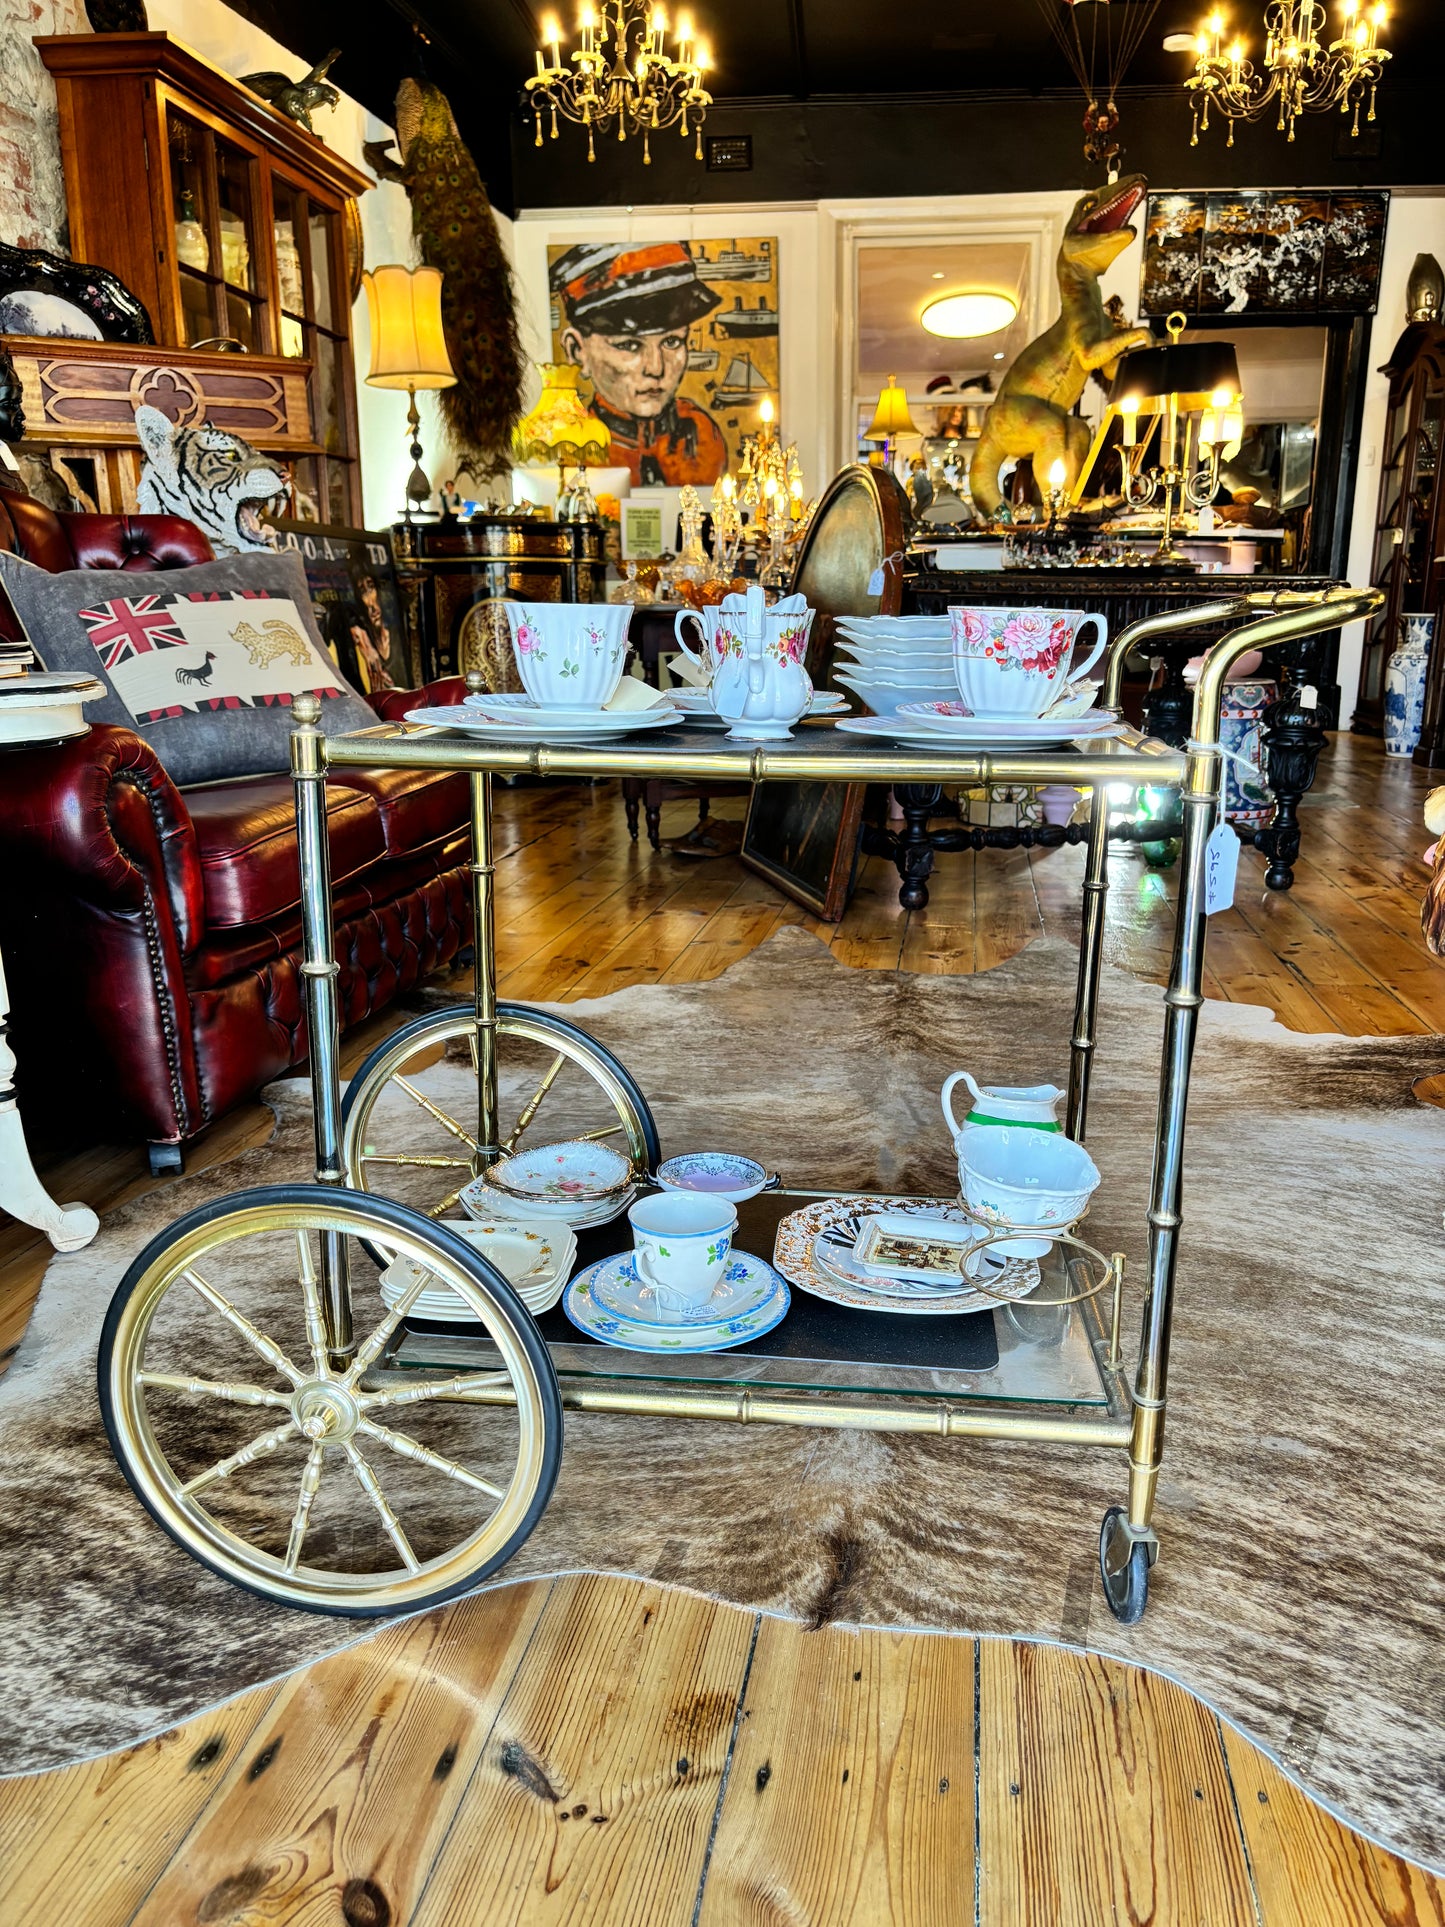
1185;0;1390;145
526;2;714;163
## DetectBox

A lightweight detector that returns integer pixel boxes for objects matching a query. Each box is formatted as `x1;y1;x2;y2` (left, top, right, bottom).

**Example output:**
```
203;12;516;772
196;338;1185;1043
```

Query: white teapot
711;585;814;742
941;1070;1064;1142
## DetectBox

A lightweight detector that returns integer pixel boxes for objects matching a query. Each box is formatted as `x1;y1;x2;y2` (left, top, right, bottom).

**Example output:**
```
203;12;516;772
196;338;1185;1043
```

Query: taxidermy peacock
365;79;524;474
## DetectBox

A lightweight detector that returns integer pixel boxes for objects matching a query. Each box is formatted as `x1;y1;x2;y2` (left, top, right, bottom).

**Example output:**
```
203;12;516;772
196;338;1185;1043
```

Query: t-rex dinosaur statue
969;174;1152;523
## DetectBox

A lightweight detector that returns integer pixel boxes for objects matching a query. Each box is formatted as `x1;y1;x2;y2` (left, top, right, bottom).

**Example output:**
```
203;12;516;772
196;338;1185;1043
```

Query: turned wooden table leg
0;946;98;1253
1256;665;1326;893
893;783;943;910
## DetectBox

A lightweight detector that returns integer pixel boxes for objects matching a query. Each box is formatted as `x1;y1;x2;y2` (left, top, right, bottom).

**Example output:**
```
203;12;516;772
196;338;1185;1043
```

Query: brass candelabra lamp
1109;314;1244;566
1184;0;1390;146
525;1;713;163
738;397;807;589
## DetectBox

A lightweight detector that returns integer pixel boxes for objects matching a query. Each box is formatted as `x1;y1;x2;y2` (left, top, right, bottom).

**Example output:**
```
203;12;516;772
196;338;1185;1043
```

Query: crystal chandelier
1185;1;1390;144
526;2;714;163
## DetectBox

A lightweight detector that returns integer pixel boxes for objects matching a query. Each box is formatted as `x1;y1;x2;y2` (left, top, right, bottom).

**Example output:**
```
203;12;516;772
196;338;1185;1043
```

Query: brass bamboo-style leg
1129;738;1218;1536
291;694;353;1363
471;769;500;1166
1066;777;1113;1143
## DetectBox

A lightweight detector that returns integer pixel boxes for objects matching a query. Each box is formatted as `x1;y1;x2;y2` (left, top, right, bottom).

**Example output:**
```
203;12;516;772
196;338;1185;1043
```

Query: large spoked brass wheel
99;1185;562;1616
341;1003;661;1221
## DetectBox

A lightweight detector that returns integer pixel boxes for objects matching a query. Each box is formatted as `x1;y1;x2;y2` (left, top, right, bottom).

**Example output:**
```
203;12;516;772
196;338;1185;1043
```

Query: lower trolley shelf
381;1189;1128;1421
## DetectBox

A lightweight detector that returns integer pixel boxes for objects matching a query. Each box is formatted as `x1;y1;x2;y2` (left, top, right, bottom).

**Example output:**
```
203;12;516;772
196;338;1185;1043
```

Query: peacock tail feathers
392;78;524;473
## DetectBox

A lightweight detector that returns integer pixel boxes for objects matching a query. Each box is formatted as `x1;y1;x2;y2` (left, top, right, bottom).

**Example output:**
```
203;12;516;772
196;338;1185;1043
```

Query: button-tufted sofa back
0;475;215;640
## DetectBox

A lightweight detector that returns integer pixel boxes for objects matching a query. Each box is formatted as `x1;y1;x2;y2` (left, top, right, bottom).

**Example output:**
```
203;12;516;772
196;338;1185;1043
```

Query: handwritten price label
1203;819;1239;916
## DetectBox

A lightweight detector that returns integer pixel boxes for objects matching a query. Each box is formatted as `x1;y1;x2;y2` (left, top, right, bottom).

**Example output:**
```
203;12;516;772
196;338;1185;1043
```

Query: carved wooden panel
10;338;315;450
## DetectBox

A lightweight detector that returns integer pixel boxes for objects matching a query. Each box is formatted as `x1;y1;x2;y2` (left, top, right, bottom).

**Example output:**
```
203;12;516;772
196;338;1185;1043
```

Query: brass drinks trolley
97;588;1377;1621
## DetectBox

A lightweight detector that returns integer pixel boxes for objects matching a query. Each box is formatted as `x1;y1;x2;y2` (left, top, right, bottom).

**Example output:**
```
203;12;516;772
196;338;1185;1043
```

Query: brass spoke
425;1184;469;1220
343;1441;420;1573
394;1076;480;1153
181;1420;297;1497
359;1370;510;1410
467;1027;480;1081
295;1232;330;1379
360;1154;474;1169
138;1372;292;1409
284;1441;327;1573
577;1122;627;1144
341;1267;431;1389
182;1268;305;1386
357;1417;505;1500
502;1052;567;1154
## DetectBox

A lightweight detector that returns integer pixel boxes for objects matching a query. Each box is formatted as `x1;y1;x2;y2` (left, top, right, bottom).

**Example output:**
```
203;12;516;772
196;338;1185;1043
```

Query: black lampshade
1108;340;1242;412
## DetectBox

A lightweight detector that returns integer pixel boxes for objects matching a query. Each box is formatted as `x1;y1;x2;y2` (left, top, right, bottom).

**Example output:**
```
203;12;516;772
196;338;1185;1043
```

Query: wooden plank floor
2;1574;1441;1926
1;731;1437;1378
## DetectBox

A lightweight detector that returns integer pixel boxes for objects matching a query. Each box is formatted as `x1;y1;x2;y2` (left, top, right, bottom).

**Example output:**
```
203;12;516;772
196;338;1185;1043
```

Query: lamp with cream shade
362;264;457;520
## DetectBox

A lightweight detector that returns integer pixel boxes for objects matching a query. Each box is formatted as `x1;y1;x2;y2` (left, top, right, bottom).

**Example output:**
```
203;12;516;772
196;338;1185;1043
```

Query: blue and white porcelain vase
1219;680;1276;825
1384;614;1433;758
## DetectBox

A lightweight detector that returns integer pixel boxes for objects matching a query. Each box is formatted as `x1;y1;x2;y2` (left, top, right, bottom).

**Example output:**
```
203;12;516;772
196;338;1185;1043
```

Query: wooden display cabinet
1355;321;1445;750
37;31;371;526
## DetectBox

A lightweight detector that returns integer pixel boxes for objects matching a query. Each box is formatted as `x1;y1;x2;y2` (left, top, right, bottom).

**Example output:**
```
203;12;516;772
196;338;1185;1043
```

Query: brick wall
0;0;87;253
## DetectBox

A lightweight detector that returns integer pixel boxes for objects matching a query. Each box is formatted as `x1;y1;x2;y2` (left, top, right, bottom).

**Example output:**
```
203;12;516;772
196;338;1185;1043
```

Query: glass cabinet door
166;108;265;352
271;175;358;524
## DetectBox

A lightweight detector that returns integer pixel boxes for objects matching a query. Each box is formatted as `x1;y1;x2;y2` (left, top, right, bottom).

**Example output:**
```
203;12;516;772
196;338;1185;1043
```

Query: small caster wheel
147;1142;184;1177
1099;1506;1151;1624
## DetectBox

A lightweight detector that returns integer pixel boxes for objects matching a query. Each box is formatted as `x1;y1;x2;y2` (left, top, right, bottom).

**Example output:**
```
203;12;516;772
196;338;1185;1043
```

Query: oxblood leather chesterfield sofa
0;482;471;1172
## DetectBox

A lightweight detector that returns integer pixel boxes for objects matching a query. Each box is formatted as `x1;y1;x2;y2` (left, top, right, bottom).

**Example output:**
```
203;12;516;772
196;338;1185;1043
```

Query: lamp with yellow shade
512;362;612;521
362;264;456;520
862;374;919;473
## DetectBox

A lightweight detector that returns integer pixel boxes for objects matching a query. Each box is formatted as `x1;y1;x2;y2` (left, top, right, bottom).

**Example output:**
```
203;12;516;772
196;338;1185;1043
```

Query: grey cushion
0;548;376;787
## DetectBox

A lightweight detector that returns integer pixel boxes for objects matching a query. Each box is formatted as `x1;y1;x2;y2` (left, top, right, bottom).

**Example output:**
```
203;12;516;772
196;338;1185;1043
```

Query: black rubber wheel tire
98;1182;564;1618
1098;1505;1150;1625
342;1002;661;1167
341;1002;662;1269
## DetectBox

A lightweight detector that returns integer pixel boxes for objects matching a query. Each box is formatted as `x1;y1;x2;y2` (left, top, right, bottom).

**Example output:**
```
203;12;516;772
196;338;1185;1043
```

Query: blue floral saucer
564;1250;790;1353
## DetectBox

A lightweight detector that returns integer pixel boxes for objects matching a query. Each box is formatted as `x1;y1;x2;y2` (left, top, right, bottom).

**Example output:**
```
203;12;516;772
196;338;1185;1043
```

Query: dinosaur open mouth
1076;180;1145;235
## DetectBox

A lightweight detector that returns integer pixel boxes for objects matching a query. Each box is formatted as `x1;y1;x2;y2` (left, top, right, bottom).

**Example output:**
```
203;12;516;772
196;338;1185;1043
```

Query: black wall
510;83;1444;214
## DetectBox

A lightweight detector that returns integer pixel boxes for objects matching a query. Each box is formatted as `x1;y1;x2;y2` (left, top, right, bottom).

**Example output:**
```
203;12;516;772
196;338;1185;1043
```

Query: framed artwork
0;241;153;343
1140;190;1388;319
741;464;909;922
267;519;413;693
546;238;779;488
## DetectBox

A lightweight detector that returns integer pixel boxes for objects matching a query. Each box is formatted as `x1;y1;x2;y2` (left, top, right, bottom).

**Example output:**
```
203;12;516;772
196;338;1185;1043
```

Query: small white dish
483;1138;635;1205
851;1212;987;1285
564;1250;789;1353
654;1151;776;1203
895;702;1122;740
832;715;1051;751
403;705;682;739
462;1179;636;1231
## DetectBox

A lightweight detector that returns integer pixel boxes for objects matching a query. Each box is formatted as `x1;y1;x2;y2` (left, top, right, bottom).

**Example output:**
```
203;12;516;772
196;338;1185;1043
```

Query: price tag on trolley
1203;819;1240;915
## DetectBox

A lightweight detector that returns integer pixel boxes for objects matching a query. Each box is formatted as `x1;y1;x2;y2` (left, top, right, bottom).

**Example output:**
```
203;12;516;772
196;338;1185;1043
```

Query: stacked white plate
404;694;683;741
380;1218;577;1323
460;1138;638;1230
830;616;958;715
668;687;849;728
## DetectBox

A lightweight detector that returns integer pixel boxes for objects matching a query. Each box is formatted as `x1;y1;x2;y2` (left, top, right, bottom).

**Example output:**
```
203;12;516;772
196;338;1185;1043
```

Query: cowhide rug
3;928;1444;1869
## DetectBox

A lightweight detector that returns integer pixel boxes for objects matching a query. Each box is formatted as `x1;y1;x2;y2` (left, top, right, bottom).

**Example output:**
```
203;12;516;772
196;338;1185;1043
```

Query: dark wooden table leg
1255;665;1326;892
623;780;642;842
893;783;943;909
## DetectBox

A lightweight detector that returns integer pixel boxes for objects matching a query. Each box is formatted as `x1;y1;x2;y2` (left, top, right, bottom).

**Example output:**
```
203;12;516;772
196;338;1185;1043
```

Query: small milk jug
710;584;813;742
941;1070;1064;1141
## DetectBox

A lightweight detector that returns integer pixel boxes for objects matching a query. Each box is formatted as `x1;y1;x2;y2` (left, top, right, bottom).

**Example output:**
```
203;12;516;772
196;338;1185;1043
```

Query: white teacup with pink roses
948;605;1109;718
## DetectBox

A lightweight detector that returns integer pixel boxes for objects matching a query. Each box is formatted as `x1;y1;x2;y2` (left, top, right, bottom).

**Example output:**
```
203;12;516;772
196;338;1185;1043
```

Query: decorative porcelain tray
774;1195;1039;1316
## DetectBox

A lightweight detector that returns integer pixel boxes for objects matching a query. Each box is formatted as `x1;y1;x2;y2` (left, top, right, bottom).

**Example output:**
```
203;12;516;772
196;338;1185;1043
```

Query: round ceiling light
1161;30;1196;51
920;291;1018;339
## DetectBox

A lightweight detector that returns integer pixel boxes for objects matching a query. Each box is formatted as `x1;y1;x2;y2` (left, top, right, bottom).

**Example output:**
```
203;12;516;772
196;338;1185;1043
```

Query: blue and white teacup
628;1192;737;1311
949;605;1108;718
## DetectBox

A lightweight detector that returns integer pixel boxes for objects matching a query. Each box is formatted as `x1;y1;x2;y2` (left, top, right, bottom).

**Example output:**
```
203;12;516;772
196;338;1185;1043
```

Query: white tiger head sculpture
133;405;289;555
